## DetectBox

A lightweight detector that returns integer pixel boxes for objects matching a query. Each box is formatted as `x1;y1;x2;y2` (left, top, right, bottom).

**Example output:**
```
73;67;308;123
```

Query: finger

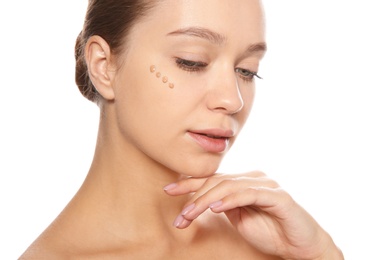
182;177;278;221
173;214;192;229
210;187;293;218
172;178;255;229
193;176;279;212
170;172;276;229
163;177;209;195
164;171;267;196
163;173;229;196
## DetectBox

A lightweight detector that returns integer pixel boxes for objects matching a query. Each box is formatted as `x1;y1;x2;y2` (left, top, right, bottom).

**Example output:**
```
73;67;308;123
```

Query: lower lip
188;132;229;153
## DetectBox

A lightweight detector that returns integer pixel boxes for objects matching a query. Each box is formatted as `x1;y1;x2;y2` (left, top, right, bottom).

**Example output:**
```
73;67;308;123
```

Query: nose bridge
207;66;244;114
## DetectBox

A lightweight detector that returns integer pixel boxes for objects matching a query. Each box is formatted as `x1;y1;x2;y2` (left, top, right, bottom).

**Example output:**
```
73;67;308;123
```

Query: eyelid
246;69;262;79
173;50;210;62
175;57;208;72
235;67;262;80
174;57;262;81
176;57;207;66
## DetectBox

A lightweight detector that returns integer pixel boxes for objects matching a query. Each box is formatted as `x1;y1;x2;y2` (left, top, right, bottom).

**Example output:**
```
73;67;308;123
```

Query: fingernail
163;183;178;191
209;201;223;209
173;214;184;228
181;203;195;216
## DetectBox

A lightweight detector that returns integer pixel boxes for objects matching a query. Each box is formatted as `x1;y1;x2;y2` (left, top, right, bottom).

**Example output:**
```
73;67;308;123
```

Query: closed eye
175;58;208;72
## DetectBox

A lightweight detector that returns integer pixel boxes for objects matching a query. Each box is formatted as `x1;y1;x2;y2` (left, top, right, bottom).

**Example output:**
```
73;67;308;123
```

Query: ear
85;35;116;101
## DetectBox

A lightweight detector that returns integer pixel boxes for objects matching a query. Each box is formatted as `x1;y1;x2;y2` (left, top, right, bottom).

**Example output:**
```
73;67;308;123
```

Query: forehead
137;0;265;43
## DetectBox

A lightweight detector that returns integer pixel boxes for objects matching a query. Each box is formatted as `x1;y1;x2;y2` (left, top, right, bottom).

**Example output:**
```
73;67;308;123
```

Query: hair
75;0;156;102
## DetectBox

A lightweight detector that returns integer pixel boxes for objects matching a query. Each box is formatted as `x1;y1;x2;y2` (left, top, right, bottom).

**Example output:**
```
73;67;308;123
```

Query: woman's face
111;0;266;177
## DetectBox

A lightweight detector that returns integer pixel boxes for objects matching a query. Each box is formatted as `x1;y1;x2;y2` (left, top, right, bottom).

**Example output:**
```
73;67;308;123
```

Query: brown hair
75;0;156;102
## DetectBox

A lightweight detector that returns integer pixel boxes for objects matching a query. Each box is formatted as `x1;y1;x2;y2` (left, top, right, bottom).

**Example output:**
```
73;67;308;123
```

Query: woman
20;0;343;259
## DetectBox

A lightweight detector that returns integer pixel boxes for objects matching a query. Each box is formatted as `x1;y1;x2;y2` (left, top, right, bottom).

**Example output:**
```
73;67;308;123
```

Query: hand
164;171;343;260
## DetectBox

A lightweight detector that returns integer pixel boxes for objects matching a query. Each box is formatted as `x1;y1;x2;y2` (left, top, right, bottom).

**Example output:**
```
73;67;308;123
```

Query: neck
70;112;193;243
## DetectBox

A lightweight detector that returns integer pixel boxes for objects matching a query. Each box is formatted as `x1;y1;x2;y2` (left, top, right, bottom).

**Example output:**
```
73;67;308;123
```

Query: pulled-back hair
75;0;156;102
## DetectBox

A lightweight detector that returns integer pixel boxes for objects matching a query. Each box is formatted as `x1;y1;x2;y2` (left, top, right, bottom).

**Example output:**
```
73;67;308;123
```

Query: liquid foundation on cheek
162;76;168;83
149;65;175;89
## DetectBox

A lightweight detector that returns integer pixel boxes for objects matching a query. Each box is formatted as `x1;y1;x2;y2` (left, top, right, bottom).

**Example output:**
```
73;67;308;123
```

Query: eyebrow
167;27;227;45
167;26;267;53
247;42;267;53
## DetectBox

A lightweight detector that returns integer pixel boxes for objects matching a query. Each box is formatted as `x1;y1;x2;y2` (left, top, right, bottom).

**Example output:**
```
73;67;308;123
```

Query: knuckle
250;170;267;178
276;188;294;204
204;176;218;186
218;179;240;192
248;174;280;187
203;174;230;187
220;178;236;186
261;177;280;188
246;186;261;195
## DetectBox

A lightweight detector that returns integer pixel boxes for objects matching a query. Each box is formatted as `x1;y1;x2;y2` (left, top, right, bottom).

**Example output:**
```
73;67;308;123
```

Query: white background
1;1;389;259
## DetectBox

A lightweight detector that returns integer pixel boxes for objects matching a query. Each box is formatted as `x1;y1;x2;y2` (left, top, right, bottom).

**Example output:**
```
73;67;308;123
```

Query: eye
235;68;262;82
175;58;208;72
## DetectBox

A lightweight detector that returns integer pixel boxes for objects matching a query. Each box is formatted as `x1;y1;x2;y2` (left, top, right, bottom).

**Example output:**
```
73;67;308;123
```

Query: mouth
187;129;234;153
199;134;227;139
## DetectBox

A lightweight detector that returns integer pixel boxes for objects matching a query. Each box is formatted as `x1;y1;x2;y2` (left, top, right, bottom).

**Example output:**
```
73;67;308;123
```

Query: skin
20;0;343;259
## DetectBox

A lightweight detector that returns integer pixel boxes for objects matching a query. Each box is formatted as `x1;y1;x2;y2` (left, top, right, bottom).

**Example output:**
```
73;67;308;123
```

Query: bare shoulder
19;210;282;260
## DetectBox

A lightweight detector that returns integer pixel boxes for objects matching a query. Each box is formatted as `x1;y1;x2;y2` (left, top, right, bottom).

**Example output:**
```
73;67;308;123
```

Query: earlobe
85;35;115;101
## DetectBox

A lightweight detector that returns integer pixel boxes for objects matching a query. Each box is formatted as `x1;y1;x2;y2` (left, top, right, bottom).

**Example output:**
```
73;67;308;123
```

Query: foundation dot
162;76;168;83
169;83;174;89
150;65;156;73
156;72;161;78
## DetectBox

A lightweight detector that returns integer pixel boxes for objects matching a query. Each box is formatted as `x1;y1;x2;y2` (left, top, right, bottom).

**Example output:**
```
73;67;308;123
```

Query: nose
206;68;244;115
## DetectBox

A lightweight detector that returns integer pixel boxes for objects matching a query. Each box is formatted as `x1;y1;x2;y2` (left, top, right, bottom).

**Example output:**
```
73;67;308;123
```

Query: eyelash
175;58;207;72
235;68;262;82
175;58;262;82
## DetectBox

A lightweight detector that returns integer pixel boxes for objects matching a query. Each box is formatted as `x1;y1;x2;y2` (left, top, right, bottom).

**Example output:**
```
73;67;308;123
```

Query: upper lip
188;128;235;138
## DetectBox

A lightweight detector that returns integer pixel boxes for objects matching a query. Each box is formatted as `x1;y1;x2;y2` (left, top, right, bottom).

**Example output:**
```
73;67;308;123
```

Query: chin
178;159;222;178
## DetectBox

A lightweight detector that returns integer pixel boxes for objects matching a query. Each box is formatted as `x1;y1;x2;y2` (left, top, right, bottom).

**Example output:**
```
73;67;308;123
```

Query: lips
188;129;234;153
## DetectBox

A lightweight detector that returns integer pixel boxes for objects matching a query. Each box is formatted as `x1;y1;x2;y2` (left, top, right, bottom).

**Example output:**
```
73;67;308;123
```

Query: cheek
147;63;206;115
238;86;256;124
149;65;175;89
114;63;200;137
116;63;177;113
243;87;255;111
